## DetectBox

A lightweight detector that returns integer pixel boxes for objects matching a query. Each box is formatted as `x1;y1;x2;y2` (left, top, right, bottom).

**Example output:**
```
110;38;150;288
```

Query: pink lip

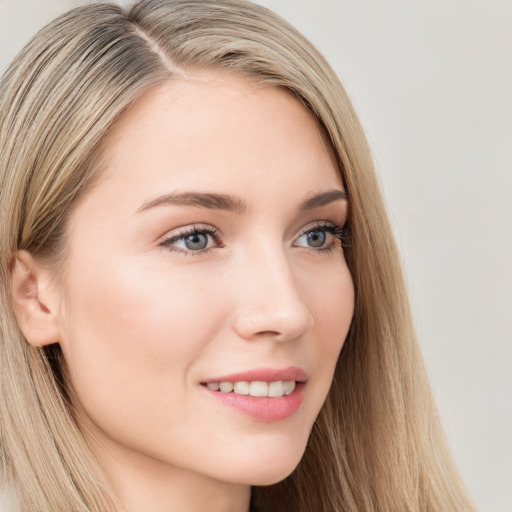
201;366;307;422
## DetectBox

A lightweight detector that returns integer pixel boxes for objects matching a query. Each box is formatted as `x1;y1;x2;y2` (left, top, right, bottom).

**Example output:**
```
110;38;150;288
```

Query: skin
14;72;354;512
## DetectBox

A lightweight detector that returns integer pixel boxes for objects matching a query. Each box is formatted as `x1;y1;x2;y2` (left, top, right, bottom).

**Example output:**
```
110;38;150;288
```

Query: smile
204;380;296;398
201;367;307;421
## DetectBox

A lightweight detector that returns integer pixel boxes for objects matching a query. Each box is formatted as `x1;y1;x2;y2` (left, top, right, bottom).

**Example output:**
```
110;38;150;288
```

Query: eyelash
158;222;348;256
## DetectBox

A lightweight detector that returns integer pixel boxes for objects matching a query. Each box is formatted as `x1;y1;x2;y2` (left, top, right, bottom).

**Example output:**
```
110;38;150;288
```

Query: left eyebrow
299;189;348;211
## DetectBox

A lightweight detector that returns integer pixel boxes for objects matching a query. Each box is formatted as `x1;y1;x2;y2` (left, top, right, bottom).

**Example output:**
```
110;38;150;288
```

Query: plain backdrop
1;1;511;511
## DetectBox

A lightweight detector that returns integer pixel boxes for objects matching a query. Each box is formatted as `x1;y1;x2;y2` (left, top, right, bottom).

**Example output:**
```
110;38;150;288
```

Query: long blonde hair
0;1;475;511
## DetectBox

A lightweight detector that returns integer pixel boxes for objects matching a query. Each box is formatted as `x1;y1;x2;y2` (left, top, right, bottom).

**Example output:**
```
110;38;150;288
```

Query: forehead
84;72;342;216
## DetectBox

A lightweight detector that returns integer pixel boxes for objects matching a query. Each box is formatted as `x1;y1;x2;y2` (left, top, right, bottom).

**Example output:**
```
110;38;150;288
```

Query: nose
232;245;314;343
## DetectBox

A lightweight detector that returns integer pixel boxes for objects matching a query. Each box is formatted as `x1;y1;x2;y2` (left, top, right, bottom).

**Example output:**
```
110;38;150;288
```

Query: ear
11;250;62;347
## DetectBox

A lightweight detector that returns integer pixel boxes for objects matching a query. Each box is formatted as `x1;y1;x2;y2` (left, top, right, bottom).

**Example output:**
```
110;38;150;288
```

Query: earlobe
11;250;61;347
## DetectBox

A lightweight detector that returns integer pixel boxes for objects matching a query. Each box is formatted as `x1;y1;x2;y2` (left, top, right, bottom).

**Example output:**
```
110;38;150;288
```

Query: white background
1;1;510;511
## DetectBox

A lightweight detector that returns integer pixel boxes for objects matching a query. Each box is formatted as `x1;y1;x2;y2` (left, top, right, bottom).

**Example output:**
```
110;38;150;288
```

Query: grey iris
307;230;326;247
185;233;208;250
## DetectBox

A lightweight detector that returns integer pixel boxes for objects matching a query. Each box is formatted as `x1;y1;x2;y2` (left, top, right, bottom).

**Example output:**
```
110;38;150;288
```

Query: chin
224;440;307;487
248;467;298;487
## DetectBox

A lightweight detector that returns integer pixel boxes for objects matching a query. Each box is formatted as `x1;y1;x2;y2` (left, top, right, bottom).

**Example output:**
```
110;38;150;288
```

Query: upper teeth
206;380;296;397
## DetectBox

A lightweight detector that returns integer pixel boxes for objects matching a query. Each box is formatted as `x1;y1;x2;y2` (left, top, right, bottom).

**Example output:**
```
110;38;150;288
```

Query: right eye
159;226;220;255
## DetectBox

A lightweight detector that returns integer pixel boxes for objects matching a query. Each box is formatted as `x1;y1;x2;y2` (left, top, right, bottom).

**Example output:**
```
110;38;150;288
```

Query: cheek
307;254;354;334
58;257;225;422
303;262;354;394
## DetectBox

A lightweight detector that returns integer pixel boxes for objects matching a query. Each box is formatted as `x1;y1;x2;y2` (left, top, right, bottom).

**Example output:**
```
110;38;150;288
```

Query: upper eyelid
159;224;218;241
160;220;341;240
298;220;339;232
295;220;345;238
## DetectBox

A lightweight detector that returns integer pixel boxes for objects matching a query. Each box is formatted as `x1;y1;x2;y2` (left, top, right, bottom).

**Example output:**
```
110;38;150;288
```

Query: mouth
200;367;307;421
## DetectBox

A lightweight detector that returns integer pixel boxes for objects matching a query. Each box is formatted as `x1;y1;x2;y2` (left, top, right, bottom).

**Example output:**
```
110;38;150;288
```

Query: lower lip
203;383;305;421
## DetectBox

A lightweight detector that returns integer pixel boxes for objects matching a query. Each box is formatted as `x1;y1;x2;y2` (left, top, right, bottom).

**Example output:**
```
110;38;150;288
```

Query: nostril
253;330;281;338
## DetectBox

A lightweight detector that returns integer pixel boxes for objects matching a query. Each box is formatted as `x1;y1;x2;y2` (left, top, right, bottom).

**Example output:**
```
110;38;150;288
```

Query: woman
0;1;476;511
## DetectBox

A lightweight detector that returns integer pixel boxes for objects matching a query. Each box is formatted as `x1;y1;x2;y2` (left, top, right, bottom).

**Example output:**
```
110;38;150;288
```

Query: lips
200;367;307;421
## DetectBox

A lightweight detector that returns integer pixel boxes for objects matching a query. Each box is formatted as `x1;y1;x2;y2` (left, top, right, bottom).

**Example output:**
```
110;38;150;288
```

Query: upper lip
201;366;307;384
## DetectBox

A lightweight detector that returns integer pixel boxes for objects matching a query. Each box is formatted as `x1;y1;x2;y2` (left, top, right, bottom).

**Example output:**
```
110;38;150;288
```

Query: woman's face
55;73;354;491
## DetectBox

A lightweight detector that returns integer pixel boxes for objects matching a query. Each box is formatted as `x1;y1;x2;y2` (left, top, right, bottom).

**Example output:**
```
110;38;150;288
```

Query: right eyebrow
136;191;248;215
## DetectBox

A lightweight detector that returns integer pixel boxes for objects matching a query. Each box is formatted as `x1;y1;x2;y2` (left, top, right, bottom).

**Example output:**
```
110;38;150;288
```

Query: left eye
294;224;344;250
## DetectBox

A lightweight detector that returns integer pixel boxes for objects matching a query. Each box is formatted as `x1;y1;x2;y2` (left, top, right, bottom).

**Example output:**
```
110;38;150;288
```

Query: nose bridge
232;237;314;342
